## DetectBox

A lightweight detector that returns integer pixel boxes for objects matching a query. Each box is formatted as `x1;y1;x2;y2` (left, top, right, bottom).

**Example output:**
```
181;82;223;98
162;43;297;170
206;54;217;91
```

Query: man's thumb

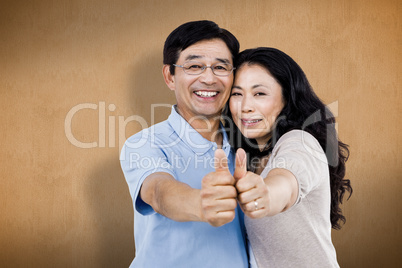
214;149;229;172
234;148;247;180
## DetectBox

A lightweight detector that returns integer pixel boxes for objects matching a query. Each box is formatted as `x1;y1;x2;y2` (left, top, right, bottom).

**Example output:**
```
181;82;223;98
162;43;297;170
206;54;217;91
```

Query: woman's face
229;64;285;147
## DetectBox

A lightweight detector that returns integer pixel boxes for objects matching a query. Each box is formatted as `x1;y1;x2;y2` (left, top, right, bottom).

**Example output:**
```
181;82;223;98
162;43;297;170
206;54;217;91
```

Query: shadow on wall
86;156;134;267
127;48;176;126
86;49;175;266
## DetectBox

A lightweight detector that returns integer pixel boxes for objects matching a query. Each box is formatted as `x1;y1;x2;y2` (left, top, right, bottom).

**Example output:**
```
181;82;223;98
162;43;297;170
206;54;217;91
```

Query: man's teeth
195;91;218;97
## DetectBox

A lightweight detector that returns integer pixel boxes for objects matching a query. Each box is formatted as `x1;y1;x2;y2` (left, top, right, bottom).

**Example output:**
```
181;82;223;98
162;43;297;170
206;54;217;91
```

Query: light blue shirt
120;106;248;268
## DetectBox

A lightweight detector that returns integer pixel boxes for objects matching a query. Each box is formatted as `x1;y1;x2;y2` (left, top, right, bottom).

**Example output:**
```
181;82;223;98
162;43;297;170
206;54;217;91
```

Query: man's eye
187;64;203;69
214;65;228;71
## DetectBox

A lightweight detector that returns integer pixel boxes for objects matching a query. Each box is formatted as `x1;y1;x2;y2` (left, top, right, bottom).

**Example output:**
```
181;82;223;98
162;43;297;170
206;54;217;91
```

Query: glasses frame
173;61;235;77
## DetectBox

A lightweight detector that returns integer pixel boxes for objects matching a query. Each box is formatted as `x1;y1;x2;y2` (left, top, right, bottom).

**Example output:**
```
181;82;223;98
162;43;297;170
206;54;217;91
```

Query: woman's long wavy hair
224;47;352;229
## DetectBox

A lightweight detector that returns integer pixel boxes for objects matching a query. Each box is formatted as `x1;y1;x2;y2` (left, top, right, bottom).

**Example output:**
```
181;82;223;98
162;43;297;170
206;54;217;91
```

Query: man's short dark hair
163;20;240;75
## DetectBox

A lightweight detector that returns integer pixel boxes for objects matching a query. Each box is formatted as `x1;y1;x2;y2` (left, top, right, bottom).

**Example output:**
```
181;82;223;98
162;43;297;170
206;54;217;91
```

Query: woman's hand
234;148;298;219
234;148;270;219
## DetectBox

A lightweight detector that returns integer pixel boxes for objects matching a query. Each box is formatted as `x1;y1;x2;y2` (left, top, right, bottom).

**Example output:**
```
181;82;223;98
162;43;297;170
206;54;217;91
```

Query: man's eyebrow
185;55;202;61
184;55;231;64
216;58;231;64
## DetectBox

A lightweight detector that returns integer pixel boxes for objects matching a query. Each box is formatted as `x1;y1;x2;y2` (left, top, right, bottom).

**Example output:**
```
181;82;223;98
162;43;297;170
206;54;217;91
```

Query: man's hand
200;149;238;227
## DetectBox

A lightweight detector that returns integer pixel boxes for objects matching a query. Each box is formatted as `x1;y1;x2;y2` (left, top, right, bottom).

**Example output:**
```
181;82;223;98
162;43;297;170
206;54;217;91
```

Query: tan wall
1;0;400;267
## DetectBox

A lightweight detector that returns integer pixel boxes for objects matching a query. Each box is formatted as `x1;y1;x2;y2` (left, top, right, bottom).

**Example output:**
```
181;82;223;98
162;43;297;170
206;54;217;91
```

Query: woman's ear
162;65;175;91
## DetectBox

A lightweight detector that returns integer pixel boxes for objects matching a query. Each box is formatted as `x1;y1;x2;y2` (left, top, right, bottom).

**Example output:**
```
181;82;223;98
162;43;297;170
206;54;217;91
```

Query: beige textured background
1;0;400;267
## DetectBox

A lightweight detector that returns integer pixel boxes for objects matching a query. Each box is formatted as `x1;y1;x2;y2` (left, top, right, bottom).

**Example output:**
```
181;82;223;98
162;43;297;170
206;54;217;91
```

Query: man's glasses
173;61;235;76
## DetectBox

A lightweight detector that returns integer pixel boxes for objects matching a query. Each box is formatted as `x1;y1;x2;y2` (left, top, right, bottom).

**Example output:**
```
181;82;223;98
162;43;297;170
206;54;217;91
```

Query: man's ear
163;65;175;91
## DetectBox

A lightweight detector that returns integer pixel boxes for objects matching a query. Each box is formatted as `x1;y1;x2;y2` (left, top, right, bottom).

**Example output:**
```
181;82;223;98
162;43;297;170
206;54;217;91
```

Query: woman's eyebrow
252;84;266;89
232;84;266;90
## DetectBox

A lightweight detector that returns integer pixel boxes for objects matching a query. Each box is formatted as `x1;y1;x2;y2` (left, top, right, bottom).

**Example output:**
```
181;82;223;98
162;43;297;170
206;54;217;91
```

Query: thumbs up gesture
234;148;248;180
234;148;269;219
200;149;237;227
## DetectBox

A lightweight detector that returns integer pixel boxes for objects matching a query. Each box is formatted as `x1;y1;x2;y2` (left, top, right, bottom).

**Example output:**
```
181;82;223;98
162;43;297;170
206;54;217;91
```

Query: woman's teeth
242;119;261;123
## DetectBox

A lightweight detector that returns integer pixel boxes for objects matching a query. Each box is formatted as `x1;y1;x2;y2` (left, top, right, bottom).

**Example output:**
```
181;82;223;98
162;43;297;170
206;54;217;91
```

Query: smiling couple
120;20;352;268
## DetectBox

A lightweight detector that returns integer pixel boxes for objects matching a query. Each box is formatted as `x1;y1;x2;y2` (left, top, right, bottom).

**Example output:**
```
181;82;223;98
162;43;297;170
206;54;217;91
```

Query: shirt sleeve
120;130;176;215
267;130;329;205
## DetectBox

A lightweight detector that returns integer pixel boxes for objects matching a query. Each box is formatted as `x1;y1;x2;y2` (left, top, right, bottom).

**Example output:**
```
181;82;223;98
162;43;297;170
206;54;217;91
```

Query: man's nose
199;67;217;84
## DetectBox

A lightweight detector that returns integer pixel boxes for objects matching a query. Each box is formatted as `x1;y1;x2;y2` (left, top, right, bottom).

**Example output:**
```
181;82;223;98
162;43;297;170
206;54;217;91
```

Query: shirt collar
168;105;231;155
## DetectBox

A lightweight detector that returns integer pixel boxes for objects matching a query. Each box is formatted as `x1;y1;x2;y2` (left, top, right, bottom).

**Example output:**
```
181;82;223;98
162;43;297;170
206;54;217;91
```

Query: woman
226;47;352;267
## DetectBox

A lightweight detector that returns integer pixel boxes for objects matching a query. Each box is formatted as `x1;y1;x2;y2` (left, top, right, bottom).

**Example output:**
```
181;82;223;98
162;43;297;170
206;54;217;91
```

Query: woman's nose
241;95;254;113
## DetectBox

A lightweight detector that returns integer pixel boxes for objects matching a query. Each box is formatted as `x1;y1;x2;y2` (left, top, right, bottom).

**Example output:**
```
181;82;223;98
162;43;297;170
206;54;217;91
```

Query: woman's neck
254;155;270;175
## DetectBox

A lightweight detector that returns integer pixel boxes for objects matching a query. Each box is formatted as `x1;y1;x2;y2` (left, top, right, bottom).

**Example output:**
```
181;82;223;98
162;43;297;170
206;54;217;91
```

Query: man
120;20;248;267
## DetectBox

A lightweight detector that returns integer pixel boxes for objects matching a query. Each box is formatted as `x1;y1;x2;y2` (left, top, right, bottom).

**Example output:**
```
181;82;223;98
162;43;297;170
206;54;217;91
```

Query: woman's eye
255;92;266;96
231;92;242;96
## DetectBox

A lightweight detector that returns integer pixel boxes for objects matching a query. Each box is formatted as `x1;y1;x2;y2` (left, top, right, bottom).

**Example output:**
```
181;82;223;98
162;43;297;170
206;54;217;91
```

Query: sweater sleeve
264;130;329;205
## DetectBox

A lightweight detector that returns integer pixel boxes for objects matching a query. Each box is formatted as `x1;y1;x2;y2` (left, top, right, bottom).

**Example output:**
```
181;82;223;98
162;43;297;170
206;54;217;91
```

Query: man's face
166;39;233;122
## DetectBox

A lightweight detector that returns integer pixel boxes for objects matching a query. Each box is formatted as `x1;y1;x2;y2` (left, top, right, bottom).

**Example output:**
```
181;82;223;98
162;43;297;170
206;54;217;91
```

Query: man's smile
194;90;219;98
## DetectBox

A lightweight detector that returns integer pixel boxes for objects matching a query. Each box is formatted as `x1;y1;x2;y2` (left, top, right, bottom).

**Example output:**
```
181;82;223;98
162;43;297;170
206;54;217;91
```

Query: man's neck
189;117;223;146
175;107;223;146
